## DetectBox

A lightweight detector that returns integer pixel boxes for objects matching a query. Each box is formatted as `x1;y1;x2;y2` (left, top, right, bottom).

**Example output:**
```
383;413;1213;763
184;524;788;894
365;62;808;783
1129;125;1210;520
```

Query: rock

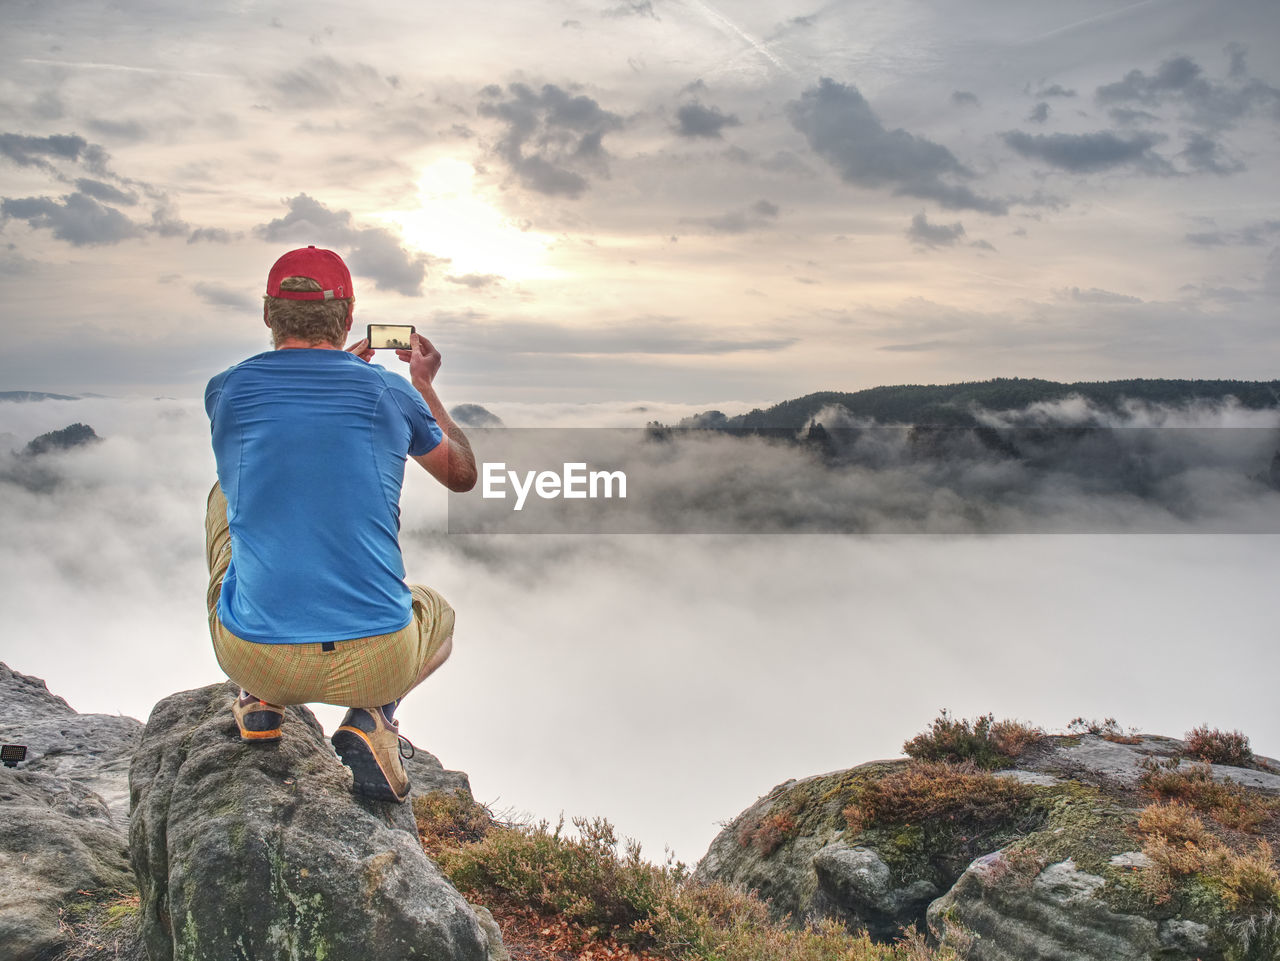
129;680;502;961
811;842;938;940
0;662;142;961
403;745;473;799
698;730;1280;957
927;855;1214;961
24;422;101;456
0;662;143;824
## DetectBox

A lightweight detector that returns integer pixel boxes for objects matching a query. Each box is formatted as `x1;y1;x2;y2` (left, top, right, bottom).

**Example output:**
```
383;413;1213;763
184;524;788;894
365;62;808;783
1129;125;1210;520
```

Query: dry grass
736;809;798;855
843;760;1036;836
1066;716;1142;744
1136;801;1280;912
903;710;1044;769
1186;726;1255;769
1139;759;1279;833
415;791;968;961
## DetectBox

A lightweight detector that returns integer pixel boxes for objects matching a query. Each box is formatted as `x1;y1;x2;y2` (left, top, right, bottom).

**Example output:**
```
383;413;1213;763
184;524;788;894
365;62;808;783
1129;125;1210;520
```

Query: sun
384;158;557;282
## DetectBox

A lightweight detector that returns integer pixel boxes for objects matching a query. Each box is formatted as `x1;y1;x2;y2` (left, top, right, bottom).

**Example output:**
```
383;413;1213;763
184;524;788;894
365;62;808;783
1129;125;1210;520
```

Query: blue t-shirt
205;349;442;644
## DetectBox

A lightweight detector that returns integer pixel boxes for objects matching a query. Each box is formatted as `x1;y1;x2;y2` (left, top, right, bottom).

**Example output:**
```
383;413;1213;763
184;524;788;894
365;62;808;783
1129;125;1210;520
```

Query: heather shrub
737;808;797;855
1186;725;1255;768
1067;716;1142;744
1139;759;1278;833
416;791;968;960
1136;801;1280;912
903;709;1043;769
844;760;1037;835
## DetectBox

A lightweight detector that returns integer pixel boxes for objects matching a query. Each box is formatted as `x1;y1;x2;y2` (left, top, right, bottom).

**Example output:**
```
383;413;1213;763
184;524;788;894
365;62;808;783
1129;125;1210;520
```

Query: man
204;245;476;803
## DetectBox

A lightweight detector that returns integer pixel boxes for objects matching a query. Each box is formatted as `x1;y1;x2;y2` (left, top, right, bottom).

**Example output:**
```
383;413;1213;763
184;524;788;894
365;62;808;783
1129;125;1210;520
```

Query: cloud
1027;102;1049;124
1095;52;1280;130
84;118;149;143
906;212;965;248
1184;220;1280;247
0;192;142;246
1035;84;1077;99
445;273;504;288
254;193;428;296
602;1;658;18
950;91;980;108
431;313;796;356
187;227;237;244
787;78;1007;215
679;198;779;234
674;103;741;138
478;83;625;198
1059;286;1142;304
193;282;256;311
1178;133;1244;175
267;57;394;108
73;178;137;206
0;132;109;177
1001;129;1172;174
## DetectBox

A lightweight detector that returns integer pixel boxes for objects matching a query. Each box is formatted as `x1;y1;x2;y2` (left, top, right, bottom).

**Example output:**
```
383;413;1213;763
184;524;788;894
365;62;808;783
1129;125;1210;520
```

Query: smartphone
366;324;415;350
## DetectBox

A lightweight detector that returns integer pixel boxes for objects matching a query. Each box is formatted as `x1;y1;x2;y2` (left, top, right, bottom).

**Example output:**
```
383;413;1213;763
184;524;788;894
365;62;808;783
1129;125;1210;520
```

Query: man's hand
395;332;477;492
395;332;442;389
345;337;373;362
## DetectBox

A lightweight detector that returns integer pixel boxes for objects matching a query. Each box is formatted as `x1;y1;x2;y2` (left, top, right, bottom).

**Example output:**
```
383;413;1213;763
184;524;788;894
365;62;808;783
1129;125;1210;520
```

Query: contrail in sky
682;0;796;76
1017;0;1169;45
21;58;234;79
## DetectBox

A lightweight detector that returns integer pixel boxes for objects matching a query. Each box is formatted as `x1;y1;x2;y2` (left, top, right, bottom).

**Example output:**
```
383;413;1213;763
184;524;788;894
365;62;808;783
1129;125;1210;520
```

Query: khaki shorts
205;483;454;707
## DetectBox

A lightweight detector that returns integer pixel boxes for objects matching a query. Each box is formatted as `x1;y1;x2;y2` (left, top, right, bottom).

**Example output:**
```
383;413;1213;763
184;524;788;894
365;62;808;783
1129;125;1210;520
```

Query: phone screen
367;324;415;350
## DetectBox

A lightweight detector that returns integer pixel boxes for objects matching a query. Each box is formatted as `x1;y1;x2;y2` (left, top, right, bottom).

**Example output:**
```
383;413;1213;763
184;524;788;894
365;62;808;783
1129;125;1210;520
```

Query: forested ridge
683;378;1280;429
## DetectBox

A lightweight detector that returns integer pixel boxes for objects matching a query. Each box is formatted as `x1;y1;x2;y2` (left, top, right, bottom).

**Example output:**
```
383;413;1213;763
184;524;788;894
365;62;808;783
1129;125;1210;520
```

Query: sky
2;0;1279;400
2;0;1280;865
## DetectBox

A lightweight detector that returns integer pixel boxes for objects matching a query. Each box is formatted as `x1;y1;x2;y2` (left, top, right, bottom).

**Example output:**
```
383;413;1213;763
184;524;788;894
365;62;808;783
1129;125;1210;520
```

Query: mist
1;394;1277;864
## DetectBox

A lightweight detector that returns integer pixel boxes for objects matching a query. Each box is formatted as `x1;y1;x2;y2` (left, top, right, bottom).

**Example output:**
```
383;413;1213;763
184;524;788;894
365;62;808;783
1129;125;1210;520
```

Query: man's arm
396;333;478;493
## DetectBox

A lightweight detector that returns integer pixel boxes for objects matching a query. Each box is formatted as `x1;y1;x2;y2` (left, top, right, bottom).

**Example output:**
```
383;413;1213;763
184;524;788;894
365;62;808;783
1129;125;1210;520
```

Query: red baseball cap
265;246;353;301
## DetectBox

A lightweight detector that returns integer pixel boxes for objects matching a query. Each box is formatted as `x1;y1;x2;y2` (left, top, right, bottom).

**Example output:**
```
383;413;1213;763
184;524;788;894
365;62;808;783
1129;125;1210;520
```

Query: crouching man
203;245;477;802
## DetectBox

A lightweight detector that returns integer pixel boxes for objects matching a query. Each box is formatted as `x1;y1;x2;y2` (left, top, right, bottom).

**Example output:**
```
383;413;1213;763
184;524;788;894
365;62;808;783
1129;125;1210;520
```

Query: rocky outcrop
129;681;501;961
926;855;1212;961
0;662;143;961
697;732;1280;961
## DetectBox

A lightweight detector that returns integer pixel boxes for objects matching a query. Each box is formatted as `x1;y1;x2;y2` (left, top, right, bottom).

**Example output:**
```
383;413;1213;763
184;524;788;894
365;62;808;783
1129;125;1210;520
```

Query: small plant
1186;725;1255;768
844;760;1037;836
1225;910;1280;961
903;709;1043;769
737;808;798;856
1136;801;1280;912
1139;758;1279;833
420;809;968;960
413;790;494;853
1067;716;1142;744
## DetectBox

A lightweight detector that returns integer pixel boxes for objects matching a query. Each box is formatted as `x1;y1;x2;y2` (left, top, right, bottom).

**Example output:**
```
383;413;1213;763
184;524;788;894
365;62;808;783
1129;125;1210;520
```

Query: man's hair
263;276;353;347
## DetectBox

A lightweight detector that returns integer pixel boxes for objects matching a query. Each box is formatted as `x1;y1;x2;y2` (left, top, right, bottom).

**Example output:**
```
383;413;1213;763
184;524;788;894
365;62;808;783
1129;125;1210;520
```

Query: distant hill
681;378;1280;429
0;391;79;403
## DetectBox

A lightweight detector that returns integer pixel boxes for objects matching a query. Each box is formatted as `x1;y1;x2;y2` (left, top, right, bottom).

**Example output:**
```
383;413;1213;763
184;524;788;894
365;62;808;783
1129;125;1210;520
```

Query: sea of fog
1;394;1278;865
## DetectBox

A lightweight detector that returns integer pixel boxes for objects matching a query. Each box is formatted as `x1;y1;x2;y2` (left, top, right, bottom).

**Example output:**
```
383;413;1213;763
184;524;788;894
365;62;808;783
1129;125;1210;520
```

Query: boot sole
332;725;409;803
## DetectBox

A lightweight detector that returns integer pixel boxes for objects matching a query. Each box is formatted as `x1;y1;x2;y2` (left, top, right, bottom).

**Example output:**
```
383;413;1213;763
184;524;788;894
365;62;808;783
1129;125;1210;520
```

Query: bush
1186;725;1255;768
903;709;1043;769
1139;759;1278;833
736;808;797;855
414;791;494;852
419;802;968;960
1136;801;1280;912
1066;716;1142;744
844;760;1037;836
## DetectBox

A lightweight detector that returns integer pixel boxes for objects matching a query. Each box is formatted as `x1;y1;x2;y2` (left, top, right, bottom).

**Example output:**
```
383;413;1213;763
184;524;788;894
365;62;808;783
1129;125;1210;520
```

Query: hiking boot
231;692;284;742
331;707;414;803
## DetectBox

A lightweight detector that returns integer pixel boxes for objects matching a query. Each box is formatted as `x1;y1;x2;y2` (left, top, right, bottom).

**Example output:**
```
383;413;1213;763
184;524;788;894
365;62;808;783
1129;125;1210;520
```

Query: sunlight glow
385;158;558;282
